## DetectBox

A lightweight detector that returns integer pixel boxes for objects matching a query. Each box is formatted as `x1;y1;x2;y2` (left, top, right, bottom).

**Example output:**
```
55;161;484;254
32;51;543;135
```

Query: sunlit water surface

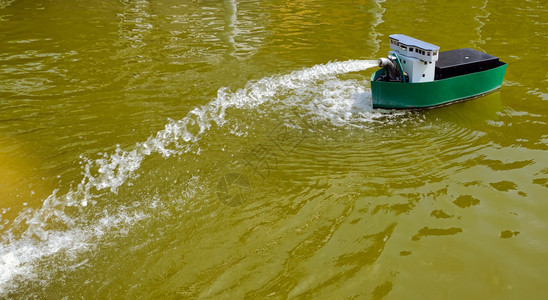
0;0;547;298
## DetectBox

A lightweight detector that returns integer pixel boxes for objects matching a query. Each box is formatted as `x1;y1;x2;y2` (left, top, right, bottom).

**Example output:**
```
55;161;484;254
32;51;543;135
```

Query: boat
371;34;507;109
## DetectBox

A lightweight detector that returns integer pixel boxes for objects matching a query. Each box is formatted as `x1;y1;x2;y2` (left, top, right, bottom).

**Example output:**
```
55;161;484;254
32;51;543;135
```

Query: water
1;0;547;298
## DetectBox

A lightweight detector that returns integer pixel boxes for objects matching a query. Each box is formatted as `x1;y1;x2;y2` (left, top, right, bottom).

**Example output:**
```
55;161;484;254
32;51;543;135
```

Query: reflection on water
471;0;489;51
0;0;15;9
369;0;385;53
0;0;547;298
221;0;239;57
427;91;503;126
118;0;153;50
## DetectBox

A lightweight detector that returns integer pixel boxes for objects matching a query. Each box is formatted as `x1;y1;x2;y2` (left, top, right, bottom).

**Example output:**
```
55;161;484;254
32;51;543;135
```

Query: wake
0;59;381;294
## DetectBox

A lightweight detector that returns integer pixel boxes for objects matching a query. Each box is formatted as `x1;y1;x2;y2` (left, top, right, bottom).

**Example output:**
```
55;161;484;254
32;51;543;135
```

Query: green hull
371;62;507;109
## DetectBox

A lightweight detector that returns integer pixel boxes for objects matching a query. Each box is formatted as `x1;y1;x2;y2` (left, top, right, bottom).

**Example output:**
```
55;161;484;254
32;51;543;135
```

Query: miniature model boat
371;34;507;109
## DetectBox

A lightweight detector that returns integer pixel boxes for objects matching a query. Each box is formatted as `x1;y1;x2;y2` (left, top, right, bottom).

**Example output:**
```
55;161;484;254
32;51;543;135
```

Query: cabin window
409;47;414;52
401;45;407;51
427;52;430;56
403;60;406;64
421;50;425;55
422;74;425;77
433;51;437;55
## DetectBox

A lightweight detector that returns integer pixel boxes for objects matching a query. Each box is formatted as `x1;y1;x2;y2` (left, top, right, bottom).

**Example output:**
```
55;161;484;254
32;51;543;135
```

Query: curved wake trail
0;59;378;294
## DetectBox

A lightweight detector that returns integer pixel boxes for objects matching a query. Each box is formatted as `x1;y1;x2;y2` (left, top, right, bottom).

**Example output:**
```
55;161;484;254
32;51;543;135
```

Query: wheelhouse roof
389;34;440;51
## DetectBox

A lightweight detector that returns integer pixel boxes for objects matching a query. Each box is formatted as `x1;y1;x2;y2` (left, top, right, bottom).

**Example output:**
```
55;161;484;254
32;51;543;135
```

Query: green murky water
1;0;547;298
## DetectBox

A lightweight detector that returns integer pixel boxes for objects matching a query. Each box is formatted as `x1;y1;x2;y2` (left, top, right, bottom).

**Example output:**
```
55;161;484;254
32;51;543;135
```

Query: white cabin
388;34;440;83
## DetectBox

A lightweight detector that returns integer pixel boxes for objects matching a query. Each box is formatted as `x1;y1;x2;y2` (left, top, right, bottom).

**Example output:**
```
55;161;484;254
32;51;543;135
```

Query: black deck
435;48;500;80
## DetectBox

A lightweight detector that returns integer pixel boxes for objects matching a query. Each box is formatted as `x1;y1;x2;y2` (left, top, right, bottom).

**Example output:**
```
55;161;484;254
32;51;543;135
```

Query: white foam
0;59;383;294
0;208;148;295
